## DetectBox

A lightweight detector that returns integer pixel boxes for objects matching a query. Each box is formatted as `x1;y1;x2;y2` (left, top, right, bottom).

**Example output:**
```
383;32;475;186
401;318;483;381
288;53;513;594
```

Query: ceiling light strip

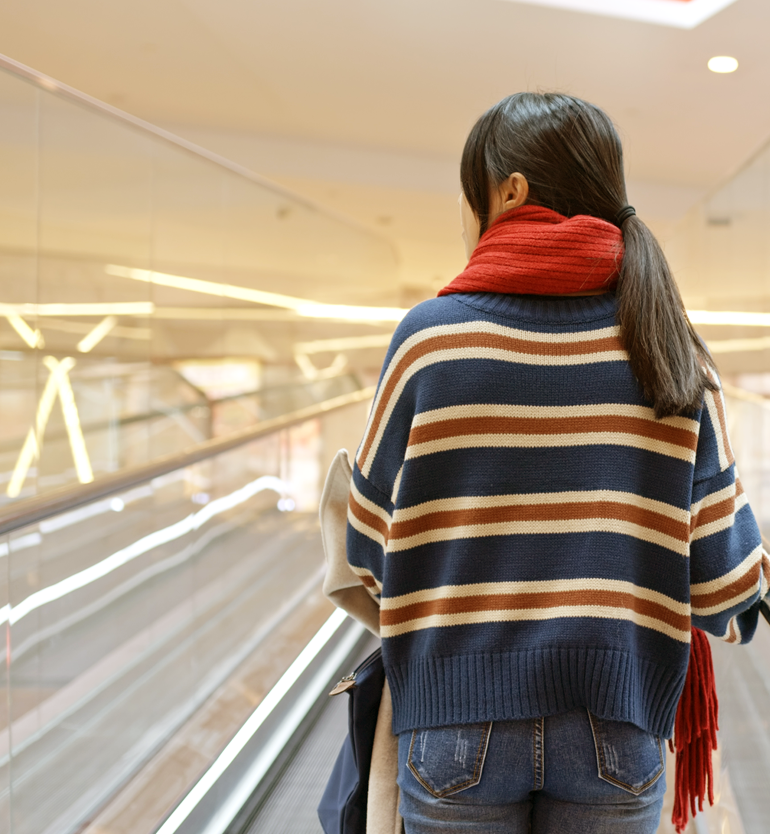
500;0;738;29
0;302;154;317
106;265;408;323
688;311;770;327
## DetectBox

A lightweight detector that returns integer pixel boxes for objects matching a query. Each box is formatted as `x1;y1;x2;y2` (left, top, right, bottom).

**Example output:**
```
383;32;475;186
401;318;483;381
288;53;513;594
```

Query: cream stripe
392;489;689;524
404;432;696;465
691;543;763;595
691;582;758;616
716;385;735;461
361;339;627;476
391;464;404;506
690;493;749;541
690;481;737;517
381;577;689;615
386;517;689;556
348;563;383;592
347;505;387;549
760;554;770;599
704;389;729;472
350;479;392;526
411;403;698;433
380;605;690;643
361;320;574;463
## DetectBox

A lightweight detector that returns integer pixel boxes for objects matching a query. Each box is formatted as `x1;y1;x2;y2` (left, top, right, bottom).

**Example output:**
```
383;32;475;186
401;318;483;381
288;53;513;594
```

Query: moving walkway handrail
0;386;375;537
0;372;360;453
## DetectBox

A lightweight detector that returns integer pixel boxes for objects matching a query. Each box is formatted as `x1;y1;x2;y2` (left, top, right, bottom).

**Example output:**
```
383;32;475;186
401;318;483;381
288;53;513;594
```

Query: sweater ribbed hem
387;647;685;740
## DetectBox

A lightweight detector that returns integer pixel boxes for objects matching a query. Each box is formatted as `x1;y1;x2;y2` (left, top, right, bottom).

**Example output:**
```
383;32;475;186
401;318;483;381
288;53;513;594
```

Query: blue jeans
397;708;666;833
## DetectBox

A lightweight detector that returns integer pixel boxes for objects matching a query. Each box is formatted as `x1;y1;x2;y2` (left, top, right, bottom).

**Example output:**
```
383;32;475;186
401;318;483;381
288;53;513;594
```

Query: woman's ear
499;173;529;211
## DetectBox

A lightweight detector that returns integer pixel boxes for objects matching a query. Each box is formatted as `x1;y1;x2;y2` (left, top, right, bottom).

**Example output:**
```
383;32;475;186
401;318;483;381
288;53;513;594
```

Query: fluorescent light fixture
45;355;94;486
0;302;154;317
497;0;738;28
7;357;81;498
155;608;355;834
77;315;118;352
708;56;739;73
106;265;408;323
8;355;94;497
5;314;44;348
154;307;301;322
687;310;770;327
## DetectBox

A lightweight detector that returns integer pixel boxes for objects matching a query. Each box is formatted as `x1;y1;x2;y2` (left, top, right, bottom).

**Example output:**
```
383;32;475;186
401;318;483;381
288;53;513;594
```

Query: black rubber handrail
0;386;374;537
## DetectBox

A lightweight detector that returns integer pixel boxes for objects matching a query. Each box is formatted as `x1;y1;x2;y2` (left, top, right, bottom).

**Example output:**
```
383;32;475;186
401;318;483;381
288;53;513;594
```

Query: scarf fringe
669;627;719;833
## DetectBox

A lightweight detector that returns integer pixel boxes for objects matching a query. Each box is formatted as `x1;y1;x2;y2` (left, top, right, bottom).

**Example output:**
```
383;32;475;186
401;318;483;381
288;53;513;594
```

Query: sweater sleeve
346;461;394;601
344;307;425;599
689;384;770;643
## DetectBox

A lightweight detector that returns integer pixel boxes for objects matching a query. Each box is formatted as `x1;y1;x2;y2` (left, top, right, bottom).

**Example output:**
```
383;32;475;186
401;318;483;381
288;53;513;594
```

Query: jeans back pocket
587;712;664;795
408;722;493;798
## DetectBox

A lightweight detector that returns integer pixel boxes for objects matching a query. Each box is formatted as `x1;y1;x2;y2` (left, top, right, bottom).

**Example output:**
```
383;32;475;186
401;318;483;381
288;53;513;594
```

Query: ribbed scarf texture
438;204;622;297
439;203;718;831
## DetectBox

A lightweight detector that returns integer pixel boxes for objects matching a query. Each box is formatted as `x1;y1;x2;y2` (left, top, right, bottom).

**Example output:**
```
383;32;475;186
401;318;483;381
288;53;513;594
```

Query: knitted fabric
439;204;722;828
438;205;622;297
347;292;770;743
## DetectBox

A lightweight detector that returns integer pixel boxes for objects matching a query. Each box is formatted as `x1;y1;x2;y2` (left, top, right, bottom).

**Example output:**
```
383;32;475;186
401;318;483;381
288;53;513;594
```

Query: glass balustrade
0;397;371;834
0;60;399;505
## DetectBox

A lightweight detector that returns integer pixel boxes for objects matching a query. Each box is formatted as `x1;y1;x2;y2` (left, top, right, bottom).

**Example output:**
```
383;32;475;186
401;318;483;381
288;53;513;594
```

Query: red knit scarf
439;204;622;297
440;203;719;832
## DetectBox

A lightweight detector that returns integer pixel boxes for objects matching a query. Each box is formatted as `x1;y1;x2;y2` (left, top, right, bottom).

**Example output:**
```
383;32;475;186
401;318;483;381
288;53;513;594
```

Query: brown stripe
691;564;760;608
408;415;697;452
359;331;624;466
348;493;390;541
389;501;689;543
380;589;690;632
357;573;379;588
691;496;737;533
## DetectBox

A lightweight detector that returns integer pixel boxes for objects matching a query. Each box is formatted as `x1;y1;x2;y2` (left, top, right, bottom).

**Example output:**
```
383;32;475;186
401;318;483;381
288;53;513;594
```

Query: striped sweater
346;291;770;739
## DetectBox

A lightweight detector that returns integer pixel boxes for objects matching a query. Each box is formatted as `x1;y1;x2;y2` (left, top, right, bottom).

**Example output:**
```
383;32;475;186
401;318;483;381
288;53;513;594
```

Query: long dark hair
460;92;715;418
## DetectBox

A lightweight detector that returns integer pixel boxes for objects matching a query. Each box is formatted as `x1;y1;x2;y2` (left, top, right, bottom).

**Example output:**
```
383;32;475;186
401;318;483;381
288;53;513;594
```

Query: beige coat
320;449;402;834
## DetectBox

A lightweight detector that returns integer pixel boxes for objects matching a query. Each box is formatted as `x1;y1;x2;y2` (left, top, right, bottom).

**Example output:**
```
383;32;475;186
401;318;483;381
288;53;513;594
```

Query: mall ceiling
0;0;767;183
0;0;768;297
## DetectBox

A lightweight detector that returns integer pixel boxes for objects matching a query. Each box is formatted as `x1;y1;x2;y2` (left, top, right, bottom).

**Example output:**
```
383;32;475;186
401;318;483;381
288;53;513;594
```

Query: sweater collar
449;289;618;325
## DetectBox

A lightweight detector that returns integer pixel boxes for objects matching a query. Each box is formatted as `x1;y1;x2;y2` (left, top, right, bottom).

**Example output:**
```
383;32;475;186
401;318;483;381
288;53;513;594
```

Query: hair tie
615;205;636;227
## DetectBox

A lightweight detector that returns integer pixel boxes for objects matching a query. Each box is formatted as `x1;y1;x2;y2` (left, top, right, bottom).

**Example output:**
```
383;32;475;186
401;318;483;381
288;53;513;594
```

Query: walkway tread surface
246;637;379;834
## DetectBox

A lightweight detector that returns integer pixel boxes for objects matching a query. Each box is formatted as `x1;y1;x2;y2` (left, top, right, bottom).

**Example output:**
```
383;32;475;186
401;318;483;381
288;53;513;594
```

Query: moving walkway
0;387;376;834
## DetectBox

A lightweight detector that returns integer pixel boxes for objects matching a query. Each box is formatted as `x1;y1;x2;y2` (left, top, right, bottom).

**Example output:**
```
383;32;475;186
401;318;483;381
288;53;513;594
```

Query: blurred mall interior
0;1;769;832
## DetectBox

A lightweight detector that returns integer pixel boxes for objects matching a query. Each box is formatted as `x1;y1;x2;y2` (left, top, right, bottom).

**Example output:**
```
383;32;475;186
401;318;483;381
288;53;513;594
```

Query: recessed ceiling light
496;1;739;30
708;56;739;74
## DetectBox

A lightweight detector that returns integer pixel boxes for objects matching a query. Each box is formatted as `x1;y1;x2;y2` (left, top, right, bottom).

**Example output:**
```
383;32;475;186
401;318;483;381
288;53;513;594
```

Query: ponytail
617;216;716;418
460;92;716;420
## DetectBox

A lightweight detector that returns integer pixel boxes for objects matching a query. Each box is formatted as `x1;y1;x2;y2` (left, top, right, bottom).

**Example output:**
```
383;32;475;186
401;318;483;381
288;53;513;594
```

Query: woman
340;92;770;833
